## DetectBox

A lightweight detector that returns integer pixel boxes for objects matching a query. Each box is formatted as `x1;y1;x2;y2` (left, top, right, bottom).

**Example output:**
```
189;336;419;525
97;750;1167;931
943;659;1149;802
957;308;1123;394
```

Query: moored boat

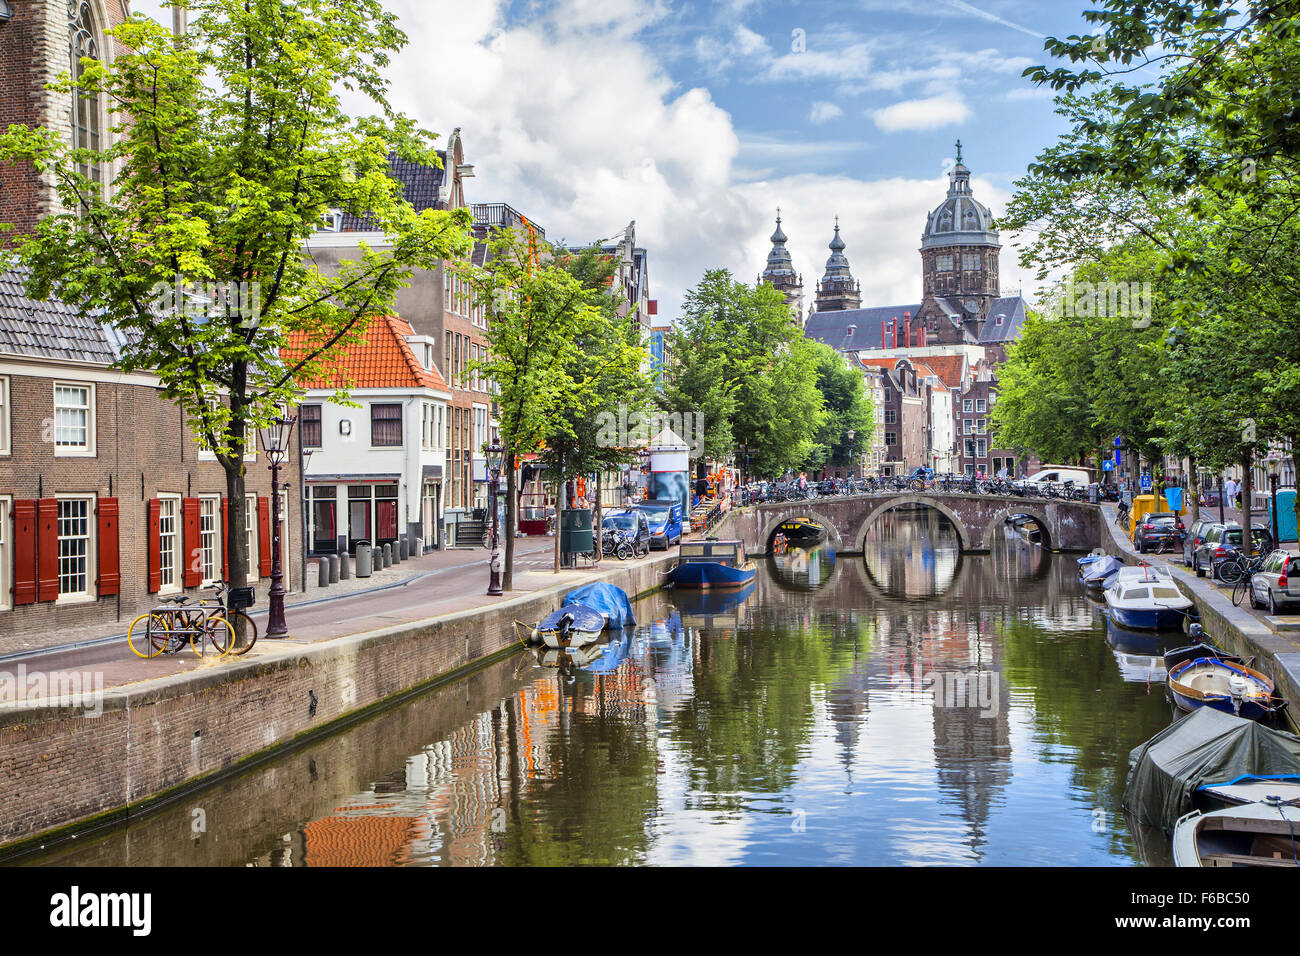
534;604;607;649
669;539;756;590
1196;776;1300;812
775;518;826;545
1104;577;1193;630
1080;555;1124;590
1168;657;1284;721
1172;801;1300;867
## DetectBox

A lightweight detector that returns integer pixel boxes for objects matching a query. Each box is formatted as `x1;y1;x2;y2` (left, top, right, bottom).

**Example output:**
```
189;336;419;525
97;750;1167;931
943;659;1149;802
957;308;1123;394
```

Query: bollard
382;543;392;569
328;554;340;583
318;557;330;588
392;539;402;564
356;543;373;578
399;537;409;561
339;551;351;581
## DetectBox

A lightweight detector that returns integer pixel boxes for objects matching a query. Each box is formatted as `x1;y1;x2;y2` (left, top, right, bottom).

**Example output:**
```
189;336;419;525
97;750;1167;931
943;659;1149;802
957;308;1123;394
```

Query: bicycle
127;582;257;659
1217;549;1266;588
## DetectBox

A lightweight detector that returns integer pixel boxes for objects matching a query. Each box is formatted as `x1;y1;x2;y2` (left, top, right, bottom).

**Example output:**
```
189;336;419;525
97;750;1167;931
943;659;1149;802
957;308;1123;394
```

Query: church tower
758;209;804;325
915;142;1001;344
813;218;862;313
0;1;132;241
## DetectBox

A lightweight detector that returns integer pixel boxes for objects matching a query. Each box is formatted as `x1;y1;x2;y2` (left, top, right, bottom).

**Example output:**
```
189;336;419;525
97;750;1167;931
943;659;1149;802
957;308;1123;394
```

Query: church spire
815;216;861;314
759;207;804;325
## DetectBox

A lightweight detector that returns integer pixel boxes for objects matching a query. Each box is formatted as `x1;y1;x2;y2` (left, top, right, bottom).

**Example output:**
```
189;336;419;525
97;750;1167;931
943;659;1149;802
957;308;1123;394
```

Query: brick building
0;267;300;649
308;131;495;519
0;0;134;239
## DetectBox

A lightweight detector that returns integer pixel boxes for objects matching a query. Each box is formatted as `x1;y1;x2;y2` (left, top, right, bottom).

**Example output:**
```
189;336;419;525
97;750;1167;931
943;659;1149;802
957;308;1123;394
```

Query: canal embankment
0;552;677;856
1098;505;1300;732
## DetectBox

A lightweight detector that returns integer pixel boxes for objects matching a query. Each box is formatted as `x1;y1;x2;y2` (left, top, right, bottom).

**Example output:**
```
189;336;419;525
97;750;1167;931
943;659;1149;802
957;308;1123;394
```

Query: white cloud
871;93;971;132
809;101;844;125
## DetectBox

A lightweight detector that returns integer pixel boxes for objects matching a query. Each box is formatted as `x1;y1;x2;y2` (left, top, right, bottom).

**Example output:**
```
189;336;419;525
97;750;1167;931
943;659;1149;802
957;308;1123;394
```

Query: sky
130;0;1107;321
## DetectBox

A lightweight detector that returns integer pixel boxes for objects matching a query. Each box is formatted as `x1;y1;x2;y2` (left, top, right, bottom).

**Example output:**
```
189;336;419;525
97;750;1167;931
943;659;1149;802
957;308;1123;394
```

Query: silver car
1248;549;1300;615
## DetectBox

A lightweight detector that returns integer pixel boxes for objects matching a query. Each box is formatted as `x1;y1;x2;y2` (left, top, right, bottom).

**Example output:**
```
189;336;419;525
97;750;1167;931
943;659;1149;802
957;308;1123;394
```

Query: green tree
0;0;473;592
802;340;874;475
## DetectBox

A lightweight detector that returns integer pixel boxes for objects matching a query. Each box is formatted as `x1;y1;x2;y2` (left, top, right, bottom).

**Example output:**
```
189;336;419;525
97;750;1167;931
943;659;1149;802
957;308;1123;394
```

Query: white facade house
292;316;452;556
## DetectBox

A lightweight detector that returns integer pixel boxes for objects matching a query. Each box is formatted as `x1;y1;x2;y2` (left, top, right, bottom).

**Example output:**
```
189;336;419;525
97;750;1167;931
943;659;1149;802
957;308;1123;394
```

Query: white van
1023;466;1092;488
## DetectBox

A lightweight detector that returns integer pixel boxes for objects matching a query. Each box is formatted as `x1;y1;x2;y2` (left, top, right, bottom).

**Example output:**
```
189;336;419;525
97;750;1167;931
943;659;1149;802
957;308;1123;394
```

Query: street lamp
258;415;296;639
846;430;855;479
485;443;504;595
1267;453;1281;549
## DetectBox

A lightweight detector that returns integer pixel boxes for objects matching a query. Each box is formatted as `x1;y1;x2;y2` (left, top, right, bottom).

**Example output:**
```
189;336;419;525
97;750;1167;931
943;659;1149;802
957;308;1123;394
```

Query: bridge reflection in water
23;510;1172;867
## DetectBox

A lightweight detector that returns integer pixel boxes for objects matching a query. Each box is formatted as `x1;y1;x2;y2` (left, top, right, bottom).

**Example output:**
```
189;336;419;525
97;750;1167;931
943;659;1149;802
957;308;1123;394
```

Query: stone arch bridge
726;492;1102;555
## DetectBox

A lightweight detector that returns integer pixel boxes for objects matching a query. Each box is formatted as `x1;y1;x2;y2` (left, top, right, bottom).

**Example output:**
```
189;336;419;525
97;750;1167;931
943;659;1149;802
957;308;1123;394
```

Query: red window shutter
37;498;58;602
146;499;162;594
258;497;272;577
96;497;120;596
182;497;202;587
221;497;229;583
11;500;37;605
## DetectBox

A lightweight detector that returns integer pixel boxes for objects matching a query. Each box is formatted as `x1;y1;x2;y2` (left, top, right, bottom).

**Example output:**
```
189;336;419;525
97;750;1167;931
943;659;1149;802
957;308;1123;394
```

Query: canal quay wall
0;554;677;856
1098;508;1300;733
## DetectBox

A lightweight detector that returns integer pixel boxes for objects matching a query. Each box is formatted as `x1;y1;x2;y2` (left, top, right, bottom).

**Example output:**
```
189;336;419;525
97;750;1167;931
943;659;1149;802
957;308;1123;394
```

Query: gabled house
291;315;452;557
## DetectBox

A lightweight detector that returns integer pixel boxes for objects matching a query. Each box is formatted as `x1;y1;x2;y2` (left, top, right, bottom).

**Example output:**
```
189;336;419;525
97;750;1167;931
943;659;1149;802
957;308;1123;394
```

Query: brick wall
0;0;131;242
0;367;302;648
0;552;674;852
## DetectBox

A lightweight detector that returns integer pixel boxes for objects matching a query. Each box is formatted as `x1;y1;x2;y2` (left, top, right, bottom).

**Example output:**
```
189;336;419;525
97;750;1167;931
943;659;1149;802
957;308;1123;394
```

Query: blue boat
1104;576;1194;630
1080;555;1124;590
1168;657;1284;721
668;539;756;590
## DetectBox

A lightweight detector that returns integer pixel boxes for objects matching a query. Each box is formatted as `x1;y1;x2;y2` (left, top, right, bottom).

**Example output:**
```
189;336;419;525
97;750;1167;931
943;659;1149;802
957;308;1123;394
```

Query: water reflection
769;545;837;592
24;512;1176;867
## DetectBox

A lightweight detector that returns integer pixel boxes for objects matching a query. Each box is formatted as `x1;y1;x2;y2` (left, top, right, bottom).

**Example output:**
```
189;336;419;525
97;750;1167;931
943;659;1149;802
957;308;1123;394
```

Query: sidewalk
0;535;668;698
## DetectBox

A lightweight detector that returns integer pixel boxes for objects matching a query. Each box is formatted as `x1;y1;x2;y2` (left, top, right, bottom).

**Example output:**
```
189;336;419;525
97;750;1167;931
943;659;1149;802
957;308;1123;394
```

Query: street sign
1139;473;1152;491
1102;460;1114;472
1114;437;1123;448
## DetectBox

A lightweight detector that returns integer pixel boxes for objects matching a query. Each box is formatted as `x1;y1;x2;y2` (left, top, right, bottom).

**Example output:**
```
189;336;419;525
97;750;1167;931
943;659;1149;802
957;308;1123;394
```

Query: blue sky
134;0;1112;319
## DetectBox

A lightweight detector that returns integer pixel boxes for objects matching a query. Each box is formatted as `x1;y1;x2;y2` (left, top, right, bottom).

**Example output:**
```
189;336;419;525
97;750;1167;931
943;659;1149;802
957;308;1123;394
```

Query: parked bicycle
126;582;257;659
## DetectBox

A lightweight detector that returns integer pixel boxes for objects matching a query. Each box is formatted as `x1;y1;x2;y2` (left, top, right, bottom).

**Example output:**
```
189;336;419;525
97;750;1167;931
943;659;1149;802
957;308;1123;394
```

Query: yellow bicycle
127;600;236;659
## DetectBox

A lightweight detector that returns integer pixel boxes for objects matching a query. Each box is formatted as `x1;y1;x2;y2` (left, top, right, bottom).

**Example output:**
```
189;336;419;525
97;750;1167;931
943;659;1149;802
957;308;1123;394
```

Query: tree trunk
504;441;516;592
1187;453;1200;525
554;451;563;575
1240;449;1254;550
223;384;252;648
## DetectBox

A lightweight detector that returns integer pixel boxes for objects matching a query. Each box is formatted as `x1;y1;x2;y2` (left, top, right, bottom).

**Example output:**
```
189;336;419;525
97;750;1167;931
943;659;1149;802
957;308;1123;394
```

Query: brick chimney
904;312;912;349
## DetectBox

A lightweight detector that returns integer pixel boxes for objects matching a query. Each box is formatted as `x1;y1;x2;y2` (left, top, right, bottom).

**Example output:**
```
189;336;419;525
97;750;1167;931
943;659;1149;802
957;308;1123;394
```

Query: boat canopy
680;539;747;566
1123;708;1300;832
562;581;636;630
1082;556;1124;583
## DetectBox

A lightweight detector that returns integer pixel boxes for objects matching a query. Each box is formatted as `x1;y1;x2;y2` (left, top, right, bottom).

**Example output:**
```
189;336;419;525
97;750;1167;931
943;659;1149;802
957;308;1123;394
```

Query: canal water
26;508;1181;866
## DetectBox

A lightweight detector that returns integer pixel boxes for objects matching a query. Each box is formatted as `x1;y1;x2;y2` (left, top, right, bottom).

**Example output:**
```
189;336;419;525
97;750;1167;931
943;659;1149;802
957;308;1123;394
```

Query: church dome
921;147;1000;250
762;211;798;281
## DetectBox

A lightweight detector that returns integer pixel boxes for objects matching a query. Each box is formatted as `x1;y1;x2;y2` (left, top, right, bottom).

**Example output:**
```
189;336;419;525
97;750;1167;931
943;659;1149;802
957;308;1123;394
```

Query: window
0;376;8;455
199;496;220;585
976;438;987;457
445;331;453;378
444;270;452;312
936;255;953;272
371;403;402;447
69;1;103;186
963;254;981;270
245;495;257;580
885;431;897;446
962;399;973;413
964;419;972;435
57;497;93;599
158;496;180;591
300;404;322;448
883;409;897;424
976;399;986;412
422;402;437;451
976;419;986;434
54;383;95;455
0;495;9;610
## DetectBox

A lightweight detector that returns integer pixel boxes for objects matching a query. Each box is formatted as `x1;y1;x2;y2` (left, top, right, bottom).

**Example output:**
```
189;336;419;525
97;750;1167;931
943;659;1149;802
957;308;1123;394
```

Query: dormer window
321;208;343;232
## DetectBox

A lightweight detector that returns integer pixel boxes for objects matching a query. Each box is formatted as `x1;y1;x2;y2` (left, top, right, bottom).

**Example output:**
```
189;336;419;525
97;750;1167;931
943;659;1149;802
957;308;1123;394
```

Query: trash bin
560;508;593;558
356;542;373;578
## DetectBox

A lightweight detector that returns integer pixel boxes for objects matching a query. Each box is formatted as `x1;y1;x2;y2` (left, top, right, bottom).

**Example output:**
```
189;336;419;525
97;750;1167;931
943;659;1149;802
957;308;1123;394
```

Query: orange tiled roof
918;354;966;389
286;315;451;392
859;356;900;370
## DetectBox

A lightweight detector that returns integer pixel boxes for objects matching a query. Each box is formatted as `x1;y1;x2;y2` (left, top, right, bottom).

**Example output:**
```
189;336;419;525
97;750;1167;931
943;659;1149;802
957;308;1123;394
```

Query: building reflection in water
26;508;1174;868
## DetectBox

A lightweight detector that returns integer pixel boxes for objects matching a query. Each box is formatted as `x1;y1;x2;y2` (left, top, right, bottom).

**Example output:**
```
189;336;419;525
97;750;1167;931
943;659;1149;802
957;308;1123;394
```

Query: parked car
1182;518;1214;567
1248;549;1300;615
1134;513;1185;553
1022;466;1092;489
634;499;683;549
1192;522;1275;580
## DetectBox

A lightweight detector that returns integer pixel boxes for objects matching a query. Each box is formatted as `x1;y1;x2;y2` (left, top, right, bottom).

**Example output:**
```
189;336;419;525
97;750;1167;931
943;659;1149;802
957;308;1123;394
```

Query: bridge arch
980;504;1052;552
852;494;972;554
757;507;845;553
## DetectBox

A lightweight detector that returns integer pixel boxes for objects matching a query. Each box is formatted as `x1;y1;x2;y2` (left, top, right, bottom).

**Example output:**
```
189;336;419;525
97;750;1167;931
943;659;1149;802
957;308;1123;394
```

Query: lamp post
485;443;504;596
846;430;856;479
258;415;296;639
1268;453;1281;549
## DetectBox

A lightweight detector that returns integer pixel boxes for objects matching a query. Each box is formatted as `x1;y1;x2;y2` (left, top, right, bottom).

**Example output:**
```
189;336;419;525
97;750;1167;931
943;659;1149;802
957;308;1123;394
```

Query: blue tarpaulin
1165;487;1183;512
563;582;636;630
1081;556;1124;585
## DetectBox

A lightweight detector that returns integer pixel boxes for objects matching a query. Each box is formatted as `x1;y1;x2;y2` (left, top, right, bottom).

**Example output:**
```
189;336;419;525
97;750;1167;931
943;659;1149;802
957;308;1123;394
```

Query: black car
1133;513;1184;553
